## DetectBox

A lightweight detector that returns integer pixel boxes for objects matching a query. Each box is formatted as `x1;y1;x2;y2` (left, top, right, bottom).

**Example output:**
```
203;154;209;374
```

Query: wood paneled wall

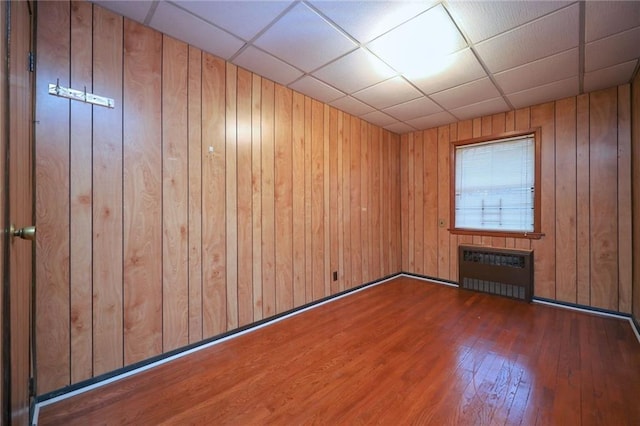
401;88;633;314
632;71;640;326
34;1;401;394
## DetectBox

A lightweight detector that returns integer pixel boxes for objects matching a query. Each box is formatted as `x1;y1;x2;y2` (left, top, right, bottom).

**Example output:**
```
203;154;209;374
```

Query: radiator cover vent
458;245;533;302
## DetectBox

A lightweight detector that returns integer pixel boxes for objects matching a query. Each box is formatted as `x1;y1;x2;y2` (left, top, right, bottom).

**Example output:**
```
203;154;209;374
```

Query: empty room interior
2;0;640;424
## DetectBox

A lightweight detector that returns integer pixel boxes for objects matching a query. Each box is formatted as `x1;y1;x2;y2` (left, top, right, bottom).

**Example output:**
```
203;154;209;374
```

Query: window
450;129;542;239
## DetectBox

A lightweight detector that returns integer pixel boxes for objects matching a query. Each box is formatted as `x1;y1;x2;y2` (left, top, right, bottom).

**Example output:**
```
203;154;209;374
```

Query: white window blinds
454;134;534;232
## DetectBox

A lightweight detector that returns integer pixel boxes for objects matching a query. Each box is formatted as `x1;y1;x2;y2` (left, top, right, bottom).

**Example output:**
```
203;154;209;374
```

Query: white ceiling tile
174;1;294;41
584;60;638;93
92;0;154;23
494;48;579;95
585;26;640;73
475;3;579;73
309;0;436;43
430;78;501;111
90;0;640;132
330;96;375;117
383;97;441;121
253;2;357;72
313;49;397;94
446;0;572;43
367;4;467;77
149;2;245;60
384;122;416;134
506;77;579;109
585;1;640;42
288;76;344;104
410;48;486;95
406;111;456;130
352;77;422;109
449;97;509;121
360;111;397;127
233;46;303;86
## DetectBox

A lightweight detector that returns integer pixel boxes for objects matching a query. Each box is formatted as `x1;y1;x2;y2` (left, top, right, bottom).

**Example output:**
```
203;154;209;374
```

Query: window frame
449;128;544;240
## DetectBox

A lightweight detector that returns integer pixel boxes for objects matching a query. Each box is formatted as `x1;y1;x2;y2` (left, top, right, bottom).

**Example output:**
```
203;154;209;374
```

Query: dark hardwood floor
37;277;640;425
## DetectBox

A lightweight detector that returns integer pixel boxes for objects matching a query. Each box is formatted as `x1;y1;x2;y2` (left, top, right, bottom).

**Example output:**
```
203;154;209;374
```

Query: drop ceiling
93;0;640;134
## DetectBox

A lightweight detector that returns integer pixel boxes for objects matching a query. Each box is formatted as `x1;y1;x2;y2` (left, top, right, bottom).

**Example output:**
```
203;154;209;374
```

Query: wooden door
1;1;35;424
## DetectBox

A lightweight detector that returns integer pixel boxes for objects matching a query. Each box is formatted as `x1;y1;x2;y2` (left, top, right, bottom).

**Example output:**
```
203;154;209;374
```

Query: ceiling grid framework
94;0;640;134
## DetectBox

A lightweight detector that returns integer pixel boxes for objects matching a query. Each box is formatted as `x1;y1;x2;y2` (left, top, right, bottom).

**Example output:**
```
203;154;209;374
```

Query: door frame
2;0;36;424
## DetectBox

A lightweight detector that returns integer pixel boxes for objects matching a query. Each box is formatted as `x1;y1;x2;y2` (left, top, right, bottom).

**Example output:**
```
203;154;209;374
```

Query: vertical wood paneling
275;85;293;312
589;88;619;310
35;0;72;393
311;100;325;299
91;5;123;378
201;53;226;337
423;129;438;276
400;88;629;314
350;118;362;286
324;106;331;293
390;134;402;272
437;126;450;279
531;102;556;300
36;4;633;389
413;131;424;275
236;68;253;326
407;134;415;272
304;96;313;300
473;118;482;138
251;73;263;321
36;2;404;394
617;85;632;314
69;0;93;384
329;107;340;293
400;134;409;271
292;92;306;304
448;123;459;281
123;20;163;364
261;79;275;317
360;121;370;283
225;63;239;329
336;111;346;289
187;46;203;342
555;98;578;303
576;94;591;306
382;131;391;276
370;127;382;279
162;36;189;351
342;115;352;288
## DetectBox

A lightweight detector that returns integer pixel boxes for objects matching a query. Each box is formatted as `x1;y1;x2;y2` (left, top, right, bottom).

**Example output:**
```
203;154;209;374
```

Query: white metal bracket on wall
48;80;115;108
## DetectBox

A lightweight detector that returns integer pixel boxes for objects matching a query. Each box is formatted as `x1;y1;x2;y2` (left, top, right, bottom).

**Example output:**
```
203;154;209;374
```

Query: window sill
448;228;545;240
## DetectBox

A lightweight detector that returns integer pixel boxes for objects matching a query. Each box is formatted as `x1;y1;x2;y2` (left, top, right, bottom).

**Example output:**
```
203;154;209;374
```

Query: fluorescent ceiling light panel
367;5;466;79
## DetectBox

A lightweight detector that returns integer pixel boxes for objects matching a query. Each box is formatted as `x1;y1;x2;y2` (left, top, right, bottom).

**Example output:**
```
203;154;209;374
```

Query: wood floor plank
38;277;640;425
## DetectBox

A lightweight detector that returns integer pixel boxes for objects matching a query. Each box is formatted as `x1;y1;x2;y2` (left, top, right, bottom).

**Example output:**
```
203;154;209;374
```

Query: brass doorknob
10;224;36;241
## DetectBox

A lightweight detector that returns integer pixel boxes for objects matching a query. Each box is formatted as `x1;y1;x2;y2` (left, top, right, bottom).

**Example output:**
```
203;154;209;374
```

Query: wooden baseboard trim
398;272;459;287
633;316;640;343
532;297;640;344
400;272;640;344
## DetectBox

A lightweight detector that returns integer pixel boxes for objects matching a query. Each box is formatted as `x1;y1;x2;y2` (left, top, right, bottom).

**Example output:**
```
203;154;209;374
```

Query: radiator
458;245;533;302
